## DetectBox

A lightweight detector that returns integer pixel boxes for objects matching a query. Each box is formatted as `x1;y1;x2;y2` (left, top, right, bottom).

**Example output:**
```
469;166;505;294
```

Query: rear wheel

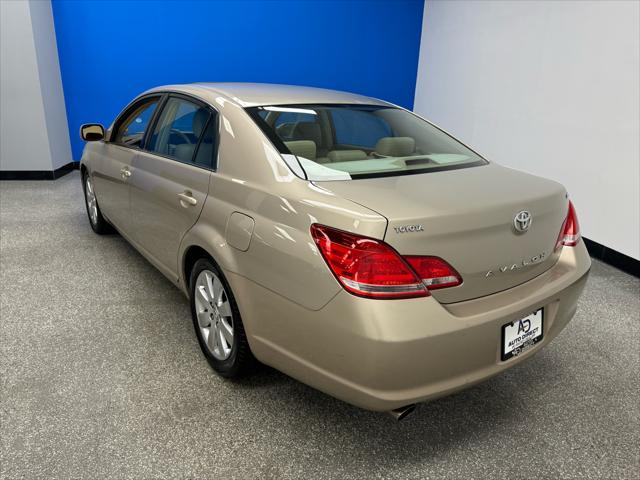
189;258;255;377
83;173;112;234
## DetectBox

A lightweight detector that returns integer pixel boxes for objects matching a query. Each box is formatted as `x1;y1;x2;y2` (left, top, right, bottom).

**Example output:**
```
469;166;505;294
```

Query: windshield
246;104;487;181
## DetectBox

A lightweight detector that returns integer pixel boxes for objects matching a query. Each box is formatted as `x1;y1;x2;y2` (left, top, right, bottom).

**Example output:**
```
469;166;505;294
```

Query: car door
128;94;217;279
92;95;161;233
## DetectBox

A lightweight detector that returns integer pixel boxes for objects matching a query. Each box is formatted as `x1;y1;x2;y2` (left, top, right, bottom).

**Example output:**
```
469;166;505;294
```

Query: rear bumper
228;242;591;411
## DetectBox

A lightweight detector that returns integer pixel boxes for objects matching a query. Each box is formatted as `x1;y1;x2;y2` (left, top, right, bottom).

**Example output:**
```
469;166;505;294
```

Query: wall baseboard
0;161;78;180
583;237;639;278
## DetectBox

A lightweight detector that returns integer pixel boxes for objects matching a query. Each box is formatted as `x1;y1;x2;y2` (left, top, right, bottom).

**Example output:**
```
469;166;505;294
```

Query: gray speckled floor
1;171;638;480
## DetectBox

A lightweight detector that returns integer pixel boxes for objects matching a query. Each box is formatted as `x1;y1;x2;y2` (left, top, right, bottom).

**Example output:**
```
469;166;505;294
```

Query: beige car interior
173;109;212;164
374;136;415;157
284;140;317;160
283;134;418;164
271;109;419;164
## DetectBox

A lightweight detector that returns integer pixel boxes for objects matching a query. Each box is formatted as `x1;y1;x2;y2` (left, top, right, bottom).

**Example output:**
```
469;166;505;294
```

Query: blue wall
52;0;424;161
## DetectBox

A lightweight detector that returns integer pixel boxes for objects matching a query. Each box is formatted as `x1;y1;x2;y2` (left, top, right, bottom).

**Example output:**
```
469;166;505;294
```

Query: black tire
82;171;113;234
189;258;255;377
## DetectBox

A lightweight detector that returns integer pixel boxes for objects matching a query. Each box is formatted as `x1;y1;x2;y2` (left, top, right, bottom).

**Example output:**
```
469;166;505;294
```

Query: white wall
414;0;639;260
0;0;71;172
29;0;72;170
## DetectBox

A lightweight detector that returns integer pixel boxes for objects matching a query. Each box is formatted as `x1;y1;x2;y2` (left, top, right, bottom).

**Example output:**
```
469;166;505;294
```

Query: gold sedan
79;83;590;420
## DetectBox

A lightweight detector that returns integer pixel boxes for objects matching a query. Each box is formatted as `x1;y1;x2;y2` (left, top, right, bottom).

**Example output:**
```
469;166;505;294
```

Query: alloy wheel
194;269;234;360
85;176;98;226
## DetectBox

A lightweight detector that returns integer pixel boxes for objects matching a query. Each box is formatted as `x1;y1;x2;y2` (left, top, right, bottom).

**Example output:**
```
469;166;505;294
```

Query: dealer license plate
501;309;543;361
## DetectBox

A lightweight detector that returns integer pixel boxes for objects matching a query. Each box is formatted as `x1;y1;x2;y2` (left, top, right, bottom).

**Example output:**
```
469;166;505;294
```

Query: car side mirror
80;123;105;141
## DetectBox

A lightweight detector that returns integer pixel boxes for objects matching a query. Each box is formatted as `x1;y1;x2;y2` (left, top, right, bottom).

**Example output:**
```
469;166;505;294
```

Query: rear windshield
246;104;487;181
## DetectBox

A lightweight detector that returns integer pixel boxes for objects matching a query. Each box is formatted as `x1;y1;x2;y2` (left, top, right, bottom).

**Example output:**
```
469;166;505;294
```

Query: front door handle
120;167;131;179
178;192;197;207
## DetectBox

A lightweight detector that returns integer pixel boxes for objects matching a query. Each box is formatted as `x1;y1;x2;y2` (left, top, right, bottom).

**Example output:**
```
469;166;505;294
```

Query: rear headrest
292;122;322;146
193;109;209;137
284;140;316;160
374;137;415;157
327;150;368;162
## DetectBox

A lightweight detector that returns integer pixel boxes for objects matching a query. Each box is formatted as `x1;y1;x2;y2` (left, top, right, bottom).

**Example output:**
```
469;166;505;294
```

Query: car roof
145;82;391;108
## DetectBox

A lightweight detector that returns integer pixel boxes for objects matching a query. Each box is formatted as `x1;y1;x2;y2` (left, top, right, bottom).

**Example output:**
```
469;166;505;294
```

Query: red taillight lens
556;201;581;249
310;224;428;299
405;256;463;289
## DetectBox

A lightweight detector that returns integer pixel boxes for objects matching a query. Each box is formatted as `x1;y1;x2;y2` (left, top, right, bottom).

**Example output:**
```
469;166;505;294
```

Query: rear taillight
310;224;427;299
556;201;581;249
310;224;462;299
405;256;463;290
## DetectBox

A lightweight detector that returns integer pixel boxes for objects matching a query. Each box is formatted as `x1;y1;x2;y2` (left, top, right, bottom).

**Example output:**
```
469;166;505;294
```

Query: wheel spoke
195;285;210;308
218;300;231;318
212;276;224;304
219;318;233;346
218;326;229;355
207;325;218;352
91;202;98;222
205;272;215;303
196;310;211;329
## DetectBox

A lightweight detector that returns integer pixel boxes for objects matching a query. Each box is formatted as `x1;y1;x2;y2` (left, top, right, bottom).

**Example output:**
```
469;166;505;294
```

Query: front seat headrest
327;150;368;162
374;137;415;157
284;140;316;160
292;122;322;146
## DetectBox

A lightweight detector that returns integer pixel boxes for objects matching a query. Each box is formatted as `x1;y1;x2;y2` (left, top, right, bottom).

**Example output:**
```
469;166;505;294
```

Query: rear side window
113;98;159;148
147;97;212;165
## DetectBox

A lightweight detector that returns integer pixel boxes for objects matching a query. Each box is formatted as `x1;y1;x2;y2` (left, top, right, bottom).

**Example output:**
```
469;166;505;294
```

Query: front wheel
189;258;255;377
82;173;112;234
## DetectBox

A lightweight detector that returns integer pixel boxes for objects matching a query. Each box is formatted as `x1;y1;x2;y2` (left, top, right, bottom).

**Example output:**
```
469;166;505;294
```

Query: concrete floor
1;171;638;479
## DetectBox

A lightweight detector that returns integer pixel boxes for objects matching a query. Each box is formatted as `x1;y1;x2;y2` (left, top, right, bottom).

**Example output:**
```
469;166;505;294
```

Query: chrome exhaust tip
388;404;416;421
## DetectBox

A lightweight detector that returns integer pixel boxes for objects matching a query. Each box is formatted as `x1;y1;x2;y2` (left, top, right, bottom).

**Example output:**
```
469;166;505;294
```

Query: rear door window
147;97;212;165
193;118;217;168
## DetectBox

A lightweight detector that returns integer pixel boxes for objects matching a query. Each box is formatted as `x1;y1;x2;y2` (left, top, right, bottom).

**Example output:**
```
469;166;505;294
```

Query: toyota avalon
79;83;590;419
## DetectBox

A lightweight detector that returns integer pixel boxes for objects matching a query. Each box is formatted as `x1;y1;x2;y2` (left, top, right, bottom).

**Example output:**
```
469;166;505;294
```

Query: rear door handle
120;167;131;179
178;192;197;207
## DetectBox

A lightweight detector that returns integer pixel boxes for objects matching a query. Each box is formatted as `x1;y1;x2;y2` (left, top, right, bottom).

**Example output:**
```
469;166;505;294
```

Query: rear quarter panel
178;97;387;312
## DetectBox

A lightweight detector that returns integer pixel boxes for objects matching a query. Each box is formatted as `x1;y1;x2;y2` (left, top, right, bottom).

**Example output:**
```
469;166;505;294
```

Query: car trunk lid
316;163;569;303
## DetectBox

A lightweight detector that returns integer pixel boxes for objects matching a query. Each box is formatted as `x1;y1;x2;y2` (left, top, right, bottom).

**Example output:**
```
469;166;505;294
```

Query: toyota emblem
514;210;532;233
